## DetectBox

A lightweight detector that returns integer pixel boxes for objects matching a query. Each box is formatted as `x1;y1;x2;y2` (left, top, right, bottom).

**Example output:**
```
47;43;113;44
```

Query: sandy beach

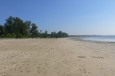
0;38;115;76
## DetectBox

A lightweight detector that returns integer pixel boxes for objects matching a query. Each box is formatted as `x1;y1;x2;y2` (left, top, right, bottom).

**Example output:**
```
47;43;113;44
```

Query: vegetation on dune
0;16;68;38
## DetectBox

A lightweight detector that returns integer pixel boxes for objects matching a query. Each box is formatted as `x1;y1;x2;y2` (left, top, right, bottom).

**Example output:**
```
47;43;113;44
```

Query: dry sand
0;38;115;76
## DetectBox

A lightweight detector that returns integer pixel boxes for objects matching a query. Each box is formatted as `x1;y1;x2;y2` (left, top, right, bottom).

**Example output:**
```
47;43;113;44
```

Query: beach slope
0;38;115;76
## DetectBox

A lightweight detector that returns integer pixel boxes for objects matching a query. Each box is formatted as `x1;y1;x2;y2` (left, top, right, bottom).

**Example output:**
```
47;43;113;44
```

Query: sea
70;35;115;42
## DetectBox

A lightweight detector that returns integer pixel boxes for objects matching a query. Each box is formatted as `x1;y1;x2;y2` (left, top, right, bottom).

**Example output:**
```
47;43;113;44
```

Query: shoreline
69;37;115;44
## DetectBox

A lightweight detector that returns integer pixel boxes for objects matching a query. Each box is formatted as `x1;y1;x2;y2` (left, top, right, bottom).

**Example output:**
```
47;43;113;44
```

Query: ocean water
71;35;115;42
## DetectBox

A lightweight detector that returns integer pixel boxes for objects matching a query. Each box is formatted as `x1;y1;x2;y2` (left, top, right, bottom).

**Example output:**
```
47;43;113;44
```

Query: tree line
0;16;68;38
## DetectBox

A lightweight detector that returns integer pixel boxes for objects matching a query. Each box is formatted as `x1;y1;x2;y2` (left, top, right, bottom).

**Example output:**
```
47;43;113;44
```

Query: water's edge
69;36;115;43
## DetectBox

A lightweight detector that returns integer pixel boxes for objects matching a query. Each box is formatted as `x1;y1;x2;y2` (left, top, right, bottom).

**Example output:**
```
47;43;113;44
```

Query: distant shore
69;36;115;43
0;38;115;76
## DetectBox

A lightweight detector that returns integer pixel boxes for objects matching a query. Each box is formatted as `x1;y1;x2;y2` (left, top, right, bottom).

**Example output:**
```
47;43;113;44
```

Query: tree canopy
0;16;68;38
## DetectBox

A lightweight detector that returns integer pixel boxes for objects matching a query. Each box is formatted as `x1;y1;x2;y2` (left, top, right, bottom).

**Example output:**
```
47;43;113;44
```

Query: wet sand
0;38;115;76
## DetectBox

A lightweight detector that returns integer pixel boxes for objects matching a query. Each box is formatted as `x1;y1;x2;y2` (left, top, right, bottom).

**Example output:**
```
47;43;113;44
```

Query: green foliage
50;31;68;38
0;25;6;37
5;33;16;38
4;16;30;38
0;16;68;38
50;32;57;38
30;23;38;38
42;30;49;38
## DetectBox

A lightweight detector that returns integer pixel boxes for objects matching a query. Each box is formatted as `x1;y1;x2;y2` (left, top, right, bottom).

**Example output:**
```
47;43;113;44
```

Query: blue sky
0;0;115;35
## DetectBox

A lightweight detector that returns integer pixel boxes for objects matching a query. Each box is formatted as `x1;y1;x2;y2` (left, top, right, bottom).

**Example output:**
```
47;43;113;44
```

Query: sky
0;0;115;35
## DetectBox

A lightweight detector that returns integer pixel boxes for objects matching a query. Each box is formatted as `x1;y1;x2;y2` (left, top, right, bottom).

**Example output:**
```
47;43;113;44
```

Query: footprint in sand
19;67;21;69
1;72;10;76
78;56;86;58
4;67;6;69
92;56;104;59
79;67;87;74
37;67;41;73
26;70;31;73
20;70;23;72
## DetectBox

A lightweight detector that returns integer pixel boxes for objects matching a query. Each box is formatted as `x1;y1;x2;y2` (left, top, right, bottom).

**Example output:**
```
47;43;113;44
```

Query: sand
0;38;115;76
